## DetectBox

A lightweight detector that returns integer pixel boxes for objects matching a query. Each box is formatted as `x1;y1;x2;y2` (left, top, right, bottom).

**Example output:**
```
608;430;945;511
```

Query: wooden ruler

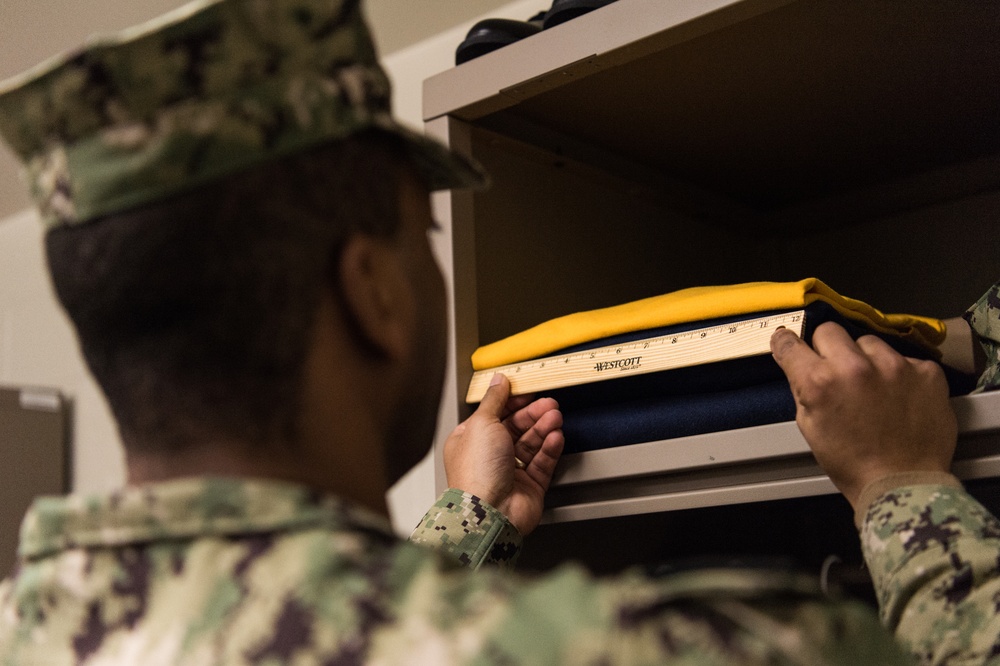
466;310;806;403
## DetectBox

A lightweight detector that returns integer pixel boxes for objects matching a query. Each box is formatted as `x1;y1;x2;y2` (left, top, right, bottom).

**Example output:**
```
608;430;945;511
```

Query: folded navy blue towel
545;302;976;454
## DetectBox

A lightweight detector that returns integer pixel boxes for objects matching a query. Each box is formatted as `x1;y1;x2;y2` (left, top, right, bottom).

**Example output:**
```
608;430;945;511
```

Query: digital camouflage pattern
862;483;1000;664
411;490;522;571
0;477;913;665
965;281;1000;392
0;0;485;228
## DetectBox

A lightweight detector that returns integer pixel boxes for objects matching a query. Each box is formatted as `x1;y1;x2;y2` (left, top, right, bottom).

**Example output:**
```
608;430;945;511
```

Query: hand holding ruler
466;310;806;403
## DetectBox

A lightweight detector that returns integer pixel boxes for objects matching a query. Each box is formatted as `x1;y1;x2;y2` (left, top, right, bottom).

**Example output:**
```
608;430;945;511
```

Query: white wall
0;0;546;535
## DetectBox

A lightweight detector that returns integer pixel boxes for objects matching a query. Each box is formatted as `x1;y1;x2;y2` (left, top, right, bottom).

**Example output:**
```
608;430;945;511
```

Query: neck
125;290;401;519
125;426;392;517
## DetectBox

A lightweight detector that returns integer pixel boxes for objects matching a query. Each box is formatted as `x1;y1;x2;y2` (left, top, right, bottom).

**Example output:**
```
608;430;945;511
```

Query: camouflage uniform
0;477;911;665
1;0;998;663
965;281;1000;392
863;482;1000;664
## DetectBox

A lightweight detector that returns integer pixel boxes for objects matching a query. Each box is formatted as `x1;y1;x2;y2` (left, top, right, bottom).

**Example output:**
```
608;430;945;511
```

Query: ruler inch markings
466;310;806;403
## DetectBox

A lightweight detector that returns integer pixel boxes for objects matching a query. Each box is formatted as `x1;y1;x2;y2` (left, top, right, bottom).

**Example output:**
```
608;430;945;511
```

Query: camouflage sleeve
964;280;1000;392
409;488;522;571
861;483;1000;664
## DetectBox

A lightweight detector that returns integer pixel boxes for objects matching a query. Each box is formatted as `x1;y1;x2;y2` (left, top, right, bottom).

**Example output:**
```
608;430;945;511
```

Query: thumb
770;326;811;374
476;373;511;419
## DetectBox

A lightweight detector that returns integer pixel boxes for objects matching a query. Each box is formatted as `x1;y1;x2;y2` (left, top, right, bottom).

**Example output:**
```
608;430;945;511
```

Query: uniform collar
18;477;395;560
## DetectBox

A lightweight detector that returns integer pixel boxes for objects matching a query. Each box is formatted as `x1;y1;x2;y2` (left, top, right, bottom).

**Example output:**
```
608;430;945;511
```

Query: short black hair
46;130;409;452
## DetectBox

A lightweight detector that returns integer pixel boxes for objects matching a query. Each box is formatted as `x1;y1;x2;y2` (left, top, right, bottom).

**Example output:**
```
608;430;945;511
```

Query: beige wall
0;0;545;535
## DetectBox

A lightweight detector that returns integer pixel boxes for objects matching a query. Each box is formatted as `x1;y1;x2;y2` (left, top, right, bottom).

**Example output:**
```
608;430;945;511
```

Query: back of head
46;133;405;452
0;0;485;452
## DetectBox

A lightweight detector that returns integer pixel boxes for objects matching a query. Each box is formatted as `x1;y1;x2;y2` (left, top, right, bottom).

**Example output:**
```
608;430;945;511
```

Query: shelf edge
423;0;797;122
553;390;1000;488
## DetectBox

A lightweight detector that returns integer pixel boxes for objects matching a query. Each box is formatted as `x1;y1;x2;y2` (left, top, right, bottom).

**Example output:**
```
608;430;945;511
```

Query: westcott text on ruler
466;310;806;403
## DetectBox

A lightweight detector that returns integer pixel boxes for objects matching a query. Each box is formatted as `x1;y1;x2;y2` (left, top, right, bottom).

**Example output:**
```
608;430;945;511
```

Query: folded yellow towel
471;278;946;370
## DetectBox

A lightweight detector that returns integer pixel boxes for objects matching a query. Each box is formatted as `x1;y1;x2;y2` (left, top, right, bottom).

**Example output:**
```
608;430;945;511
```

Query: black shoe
542;0;618;29
456;18;543;65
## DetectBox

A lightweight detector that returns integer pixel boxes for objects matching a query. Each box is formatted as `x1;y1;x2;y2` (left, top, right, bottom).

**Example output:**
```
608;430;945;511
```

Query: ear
336;234;413;360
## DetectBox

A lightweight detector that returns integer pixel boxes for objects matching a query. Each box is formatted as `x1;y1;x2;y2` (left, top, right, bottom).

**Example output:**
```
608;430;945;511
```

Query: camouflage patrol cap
0;0;487;228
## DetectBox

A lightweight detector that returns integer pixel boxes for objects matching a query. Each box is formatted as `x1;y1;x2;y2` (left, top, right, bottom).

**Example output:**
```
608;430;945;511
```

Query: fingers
851;333;947;396
500;393;536;421
854;332;892;354
861;335;952;403
770;320;958;508
509;398;564;492
523;428;565;493
770;325;820;378
505;396;559;439
496;392;564;469
810;320;862;356
475;373;512;420
774;323;874;410
774;321;881;372
854;335;941;385
510;402;563;468
471;372;565;470
476;373;537;421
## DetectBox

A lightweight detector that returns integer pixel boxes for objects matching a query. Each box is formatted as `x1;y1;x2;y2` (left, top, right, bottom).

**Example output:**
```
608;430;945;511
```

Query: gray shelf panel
555;391;1000;487
545;451;1000;524
545;473;835;523
541;391;1000;523
553;420;808;487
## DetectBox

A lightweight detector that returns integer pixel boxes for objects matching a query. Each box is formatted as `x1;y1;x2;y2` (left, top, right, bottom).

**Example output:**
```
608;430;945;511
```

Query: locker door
0;386;69;575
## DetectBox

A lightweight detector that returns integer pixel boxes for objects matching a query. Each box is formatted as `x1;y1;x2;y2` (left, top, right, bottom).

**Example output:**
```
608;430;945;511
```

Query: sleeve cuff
854;471;963;528
409;488;522;571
